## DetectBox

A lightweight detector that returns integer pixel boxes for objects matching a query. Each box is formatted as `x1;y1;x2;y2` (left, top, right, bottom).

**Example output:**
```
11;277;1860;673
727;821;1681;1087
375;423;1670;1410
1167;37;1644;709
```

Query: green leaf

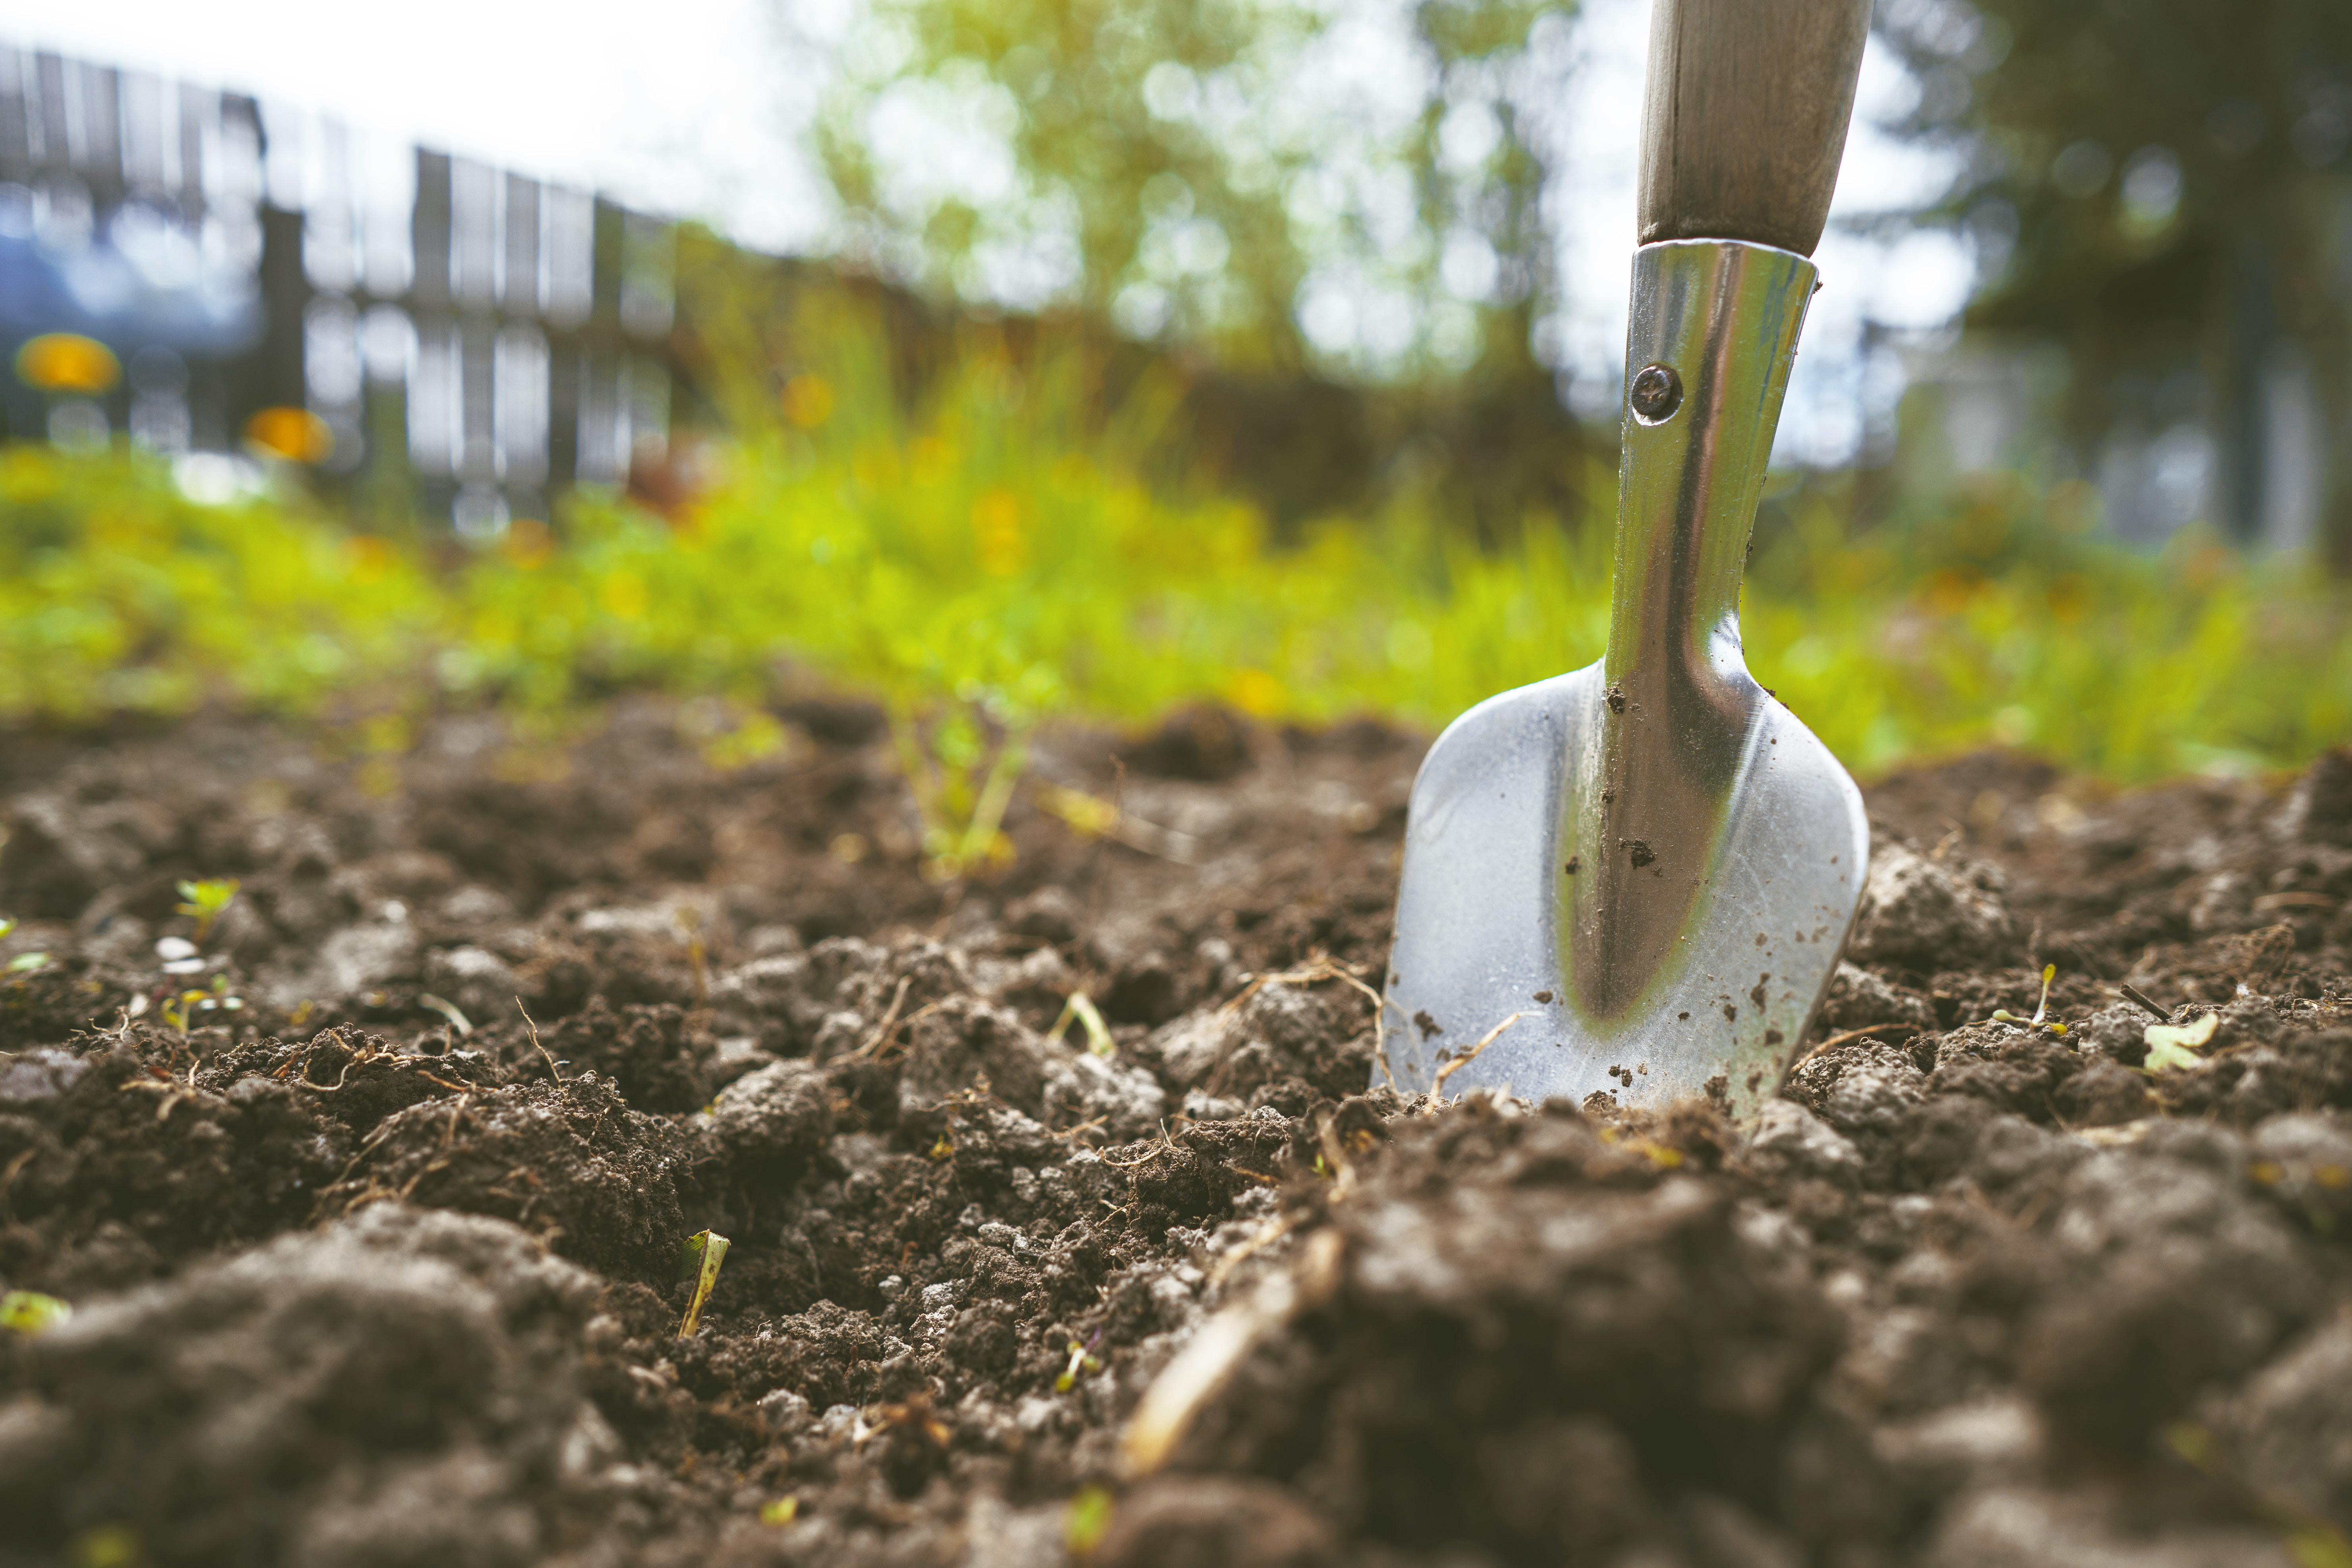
2144;1011;2220;1073
1064;1486;1115;1555
1045;991;1116;1058
0;1289;72;1336
6;951;47;973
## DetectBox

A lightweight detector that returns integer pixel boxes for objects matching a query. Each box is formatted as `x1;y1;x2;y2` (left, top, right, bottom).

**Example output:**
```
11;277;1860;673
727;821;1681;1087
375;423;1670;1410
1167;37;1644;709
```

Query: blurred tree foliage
1879;0;2352;557
814;0;1603;532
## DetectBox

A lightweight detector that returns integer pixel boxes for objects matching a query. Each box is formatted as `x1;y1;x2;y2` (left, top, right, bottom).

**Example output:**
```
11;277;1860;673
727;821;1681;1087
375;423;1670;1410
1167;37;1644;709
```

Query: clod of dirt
2013;1127;2323;1452
0;1204;614;1568
1162;1105;1856;1565
2277;744;2352;843
1007;886;1084;944
1093;1476;1340;1568
0;1039;337;1294
545;999;715;1114
897;998;1053;1116
1743;1098;1864;1186
1785;1038;1930;1142
1847;844;2016;969
321;1075;690;1283
1820;959;1939;1034
704;1058;834;1186
1121;705;1260;782
1924;1487;2288;1567
1146;982;1373;1110
2246;1111;2352;1232
0;961;136;1053
0;789;170;919
2209;1314;2352;1529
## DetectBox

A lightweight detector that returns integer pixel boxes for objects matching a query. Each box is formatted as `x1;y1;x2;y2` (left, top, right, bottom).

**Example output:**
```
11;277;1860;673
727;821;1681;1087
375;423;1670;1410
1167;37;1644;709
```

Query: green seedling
0;1289;71;1335
0;918;35;974
1044;992;1115;1058
1991;964;2067;1036
160;973;243;1034
418;994;473;1036
676;1228;733;1338
891;697;1042;882
2143;1010;2221;1073
174;879;239;943
1064;1486;1115;1556
1054;1333;1104;1393
758;1497;799;1526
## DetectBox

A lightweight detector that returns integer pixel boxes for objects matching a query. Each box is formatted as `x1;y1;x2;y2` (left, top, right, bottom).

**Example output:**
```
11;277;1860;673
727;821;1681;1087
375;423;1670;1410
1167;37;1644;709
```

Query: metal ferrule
1562;239;1816;1021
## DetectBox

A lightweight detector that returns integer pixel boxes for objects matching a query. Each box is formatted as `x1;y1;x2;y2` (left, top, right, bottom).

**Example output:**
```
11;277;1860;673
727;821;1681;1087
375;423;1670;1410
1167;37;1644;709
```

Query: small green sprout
161;974;243;1034
68;1524;142;1568
1065;1486;1115;1555
1991;964;2067;1035
2143;1011;2221;1073
676;1229;733;1338
174;879;240;943
0;917;14;939
0;1289;72;1336
7;951;48;973
758;1497;800;1526
1054;1334;1104;1393
1044;991;1115;1058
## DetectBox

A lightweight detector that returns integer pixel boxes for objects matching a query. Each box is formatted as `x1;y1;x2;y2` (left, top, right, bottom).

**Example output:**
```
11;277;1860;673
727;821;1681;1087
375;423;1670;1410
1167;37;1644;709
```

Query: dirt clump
0;1204;620;1568
321;1074;693;1285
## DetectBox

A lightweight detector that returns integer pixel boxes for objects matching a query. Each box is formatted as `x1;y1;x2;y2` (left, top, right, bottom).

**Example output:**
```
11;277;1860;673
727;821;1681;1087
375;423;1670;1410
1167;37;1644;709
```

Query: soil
4;700;2352;1567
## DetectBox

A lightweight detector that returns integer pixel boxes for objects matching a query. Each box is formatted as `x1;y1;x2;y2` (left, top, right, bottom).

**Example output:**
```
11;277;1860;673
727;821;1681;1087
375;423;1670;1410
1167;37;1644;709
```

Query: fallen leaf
2143;1011;2220;1073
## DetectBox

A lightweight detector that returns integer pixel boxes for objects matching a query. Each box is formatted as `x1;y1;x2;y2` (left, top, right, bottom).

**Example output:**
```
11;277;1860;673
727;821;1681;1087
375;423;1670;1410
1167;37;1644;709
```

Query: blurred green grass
4;291;2348;853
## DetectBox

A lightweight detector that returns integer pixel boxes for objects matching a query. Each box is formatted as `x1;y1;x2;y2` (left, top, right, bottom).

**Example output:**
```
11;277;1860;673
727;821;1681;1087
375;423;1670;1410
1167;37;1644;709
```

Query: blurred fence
0;44;677;533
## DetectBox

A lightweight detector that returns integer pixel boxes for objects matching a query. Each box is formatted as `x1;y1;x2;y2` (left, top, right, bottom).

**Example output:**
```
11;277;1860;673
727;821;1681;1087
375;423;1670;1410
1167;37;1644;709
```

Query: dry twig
1788;1022;1910;1071
516;999;562;1081
849;977;915;1059
1429;1011;1524;1101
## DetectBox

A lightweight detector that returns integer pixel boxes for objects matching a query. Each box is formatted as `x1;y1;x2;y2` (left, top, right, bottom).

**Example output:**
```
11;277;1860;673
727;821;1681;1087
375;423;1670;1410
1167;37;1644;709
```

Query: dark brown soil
4;701;2352;1567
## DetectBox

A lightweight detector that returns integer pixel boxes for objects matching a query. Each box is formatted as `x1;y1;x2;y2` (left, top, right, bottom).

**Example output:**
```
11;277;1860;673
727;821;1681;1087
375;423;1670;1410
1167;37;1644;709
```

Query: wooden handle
1638;0;1872;257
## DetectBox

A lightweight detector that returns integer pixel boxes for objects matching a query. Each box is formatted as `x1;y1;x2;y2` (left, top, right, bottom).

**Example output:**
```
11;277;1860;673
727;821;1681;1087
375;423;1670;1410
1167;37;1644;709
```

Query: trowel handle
1637;0;1872;257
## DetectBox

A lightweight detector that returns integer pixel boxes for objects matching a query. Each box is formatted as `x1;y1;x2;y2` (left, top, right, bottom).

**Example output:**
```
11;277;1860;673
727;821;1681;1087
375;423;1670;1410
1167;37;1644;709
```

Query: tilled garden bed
2;700;2351;1567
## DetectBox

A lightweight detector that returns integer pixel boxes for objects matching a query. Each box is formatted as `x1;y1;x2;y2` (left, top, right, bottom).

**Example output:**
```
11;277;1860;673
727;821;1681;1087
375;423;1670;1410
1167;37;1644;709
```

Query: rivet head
1629;363;1682;423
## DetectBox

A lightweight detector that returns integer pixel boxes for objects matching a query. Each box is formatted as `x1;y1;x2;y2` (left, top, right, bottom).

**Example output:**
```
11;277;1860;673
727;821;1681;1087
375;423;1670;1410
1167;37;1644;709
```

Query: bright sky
0;0;847;251
0;0;1976;461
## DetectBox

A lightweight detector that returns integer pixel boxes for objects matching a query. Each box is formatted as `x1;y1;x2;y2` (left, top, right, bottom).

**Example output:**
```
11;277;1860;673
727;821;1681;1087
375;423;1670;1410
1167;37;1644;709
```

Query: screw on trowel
1379;0;1876;1123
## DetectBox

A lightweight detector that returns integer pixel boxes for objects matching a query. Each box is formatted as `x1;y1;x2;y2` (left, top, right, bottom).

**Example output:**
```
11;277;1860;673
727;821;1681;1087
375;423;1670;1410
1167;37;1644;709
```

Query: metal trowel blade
1378;662;1866;1122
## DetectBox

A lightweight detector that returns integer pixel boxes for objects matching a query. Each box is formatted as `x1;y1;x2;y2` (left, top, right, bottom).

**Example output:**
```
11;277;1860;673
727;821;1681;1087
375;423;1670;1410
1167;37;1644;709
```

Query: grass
2;291;2348;872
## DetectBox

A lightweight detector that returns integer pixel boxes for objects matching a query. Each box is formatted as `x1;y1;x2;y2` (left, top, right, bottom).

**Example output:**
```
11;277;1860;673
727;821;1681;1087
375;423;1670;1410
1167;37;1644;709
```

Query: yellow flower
15;333;118;394
244;406;335;464
972;487;1027;577
782;373;834;429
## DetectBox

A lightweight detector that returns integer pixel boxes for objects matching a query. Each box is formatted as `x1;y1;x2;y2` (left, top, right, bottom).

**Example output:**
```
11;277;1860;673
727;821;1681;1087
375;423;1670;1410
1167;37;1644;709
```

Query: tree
814;0;1574;387
1878;0;2352;557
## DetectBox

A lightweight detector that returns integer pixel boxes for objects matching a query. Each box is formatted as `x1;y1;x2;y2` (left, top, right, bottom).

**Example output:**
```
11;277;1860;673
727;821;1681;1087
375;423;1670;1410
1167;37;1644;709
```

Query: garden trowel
1380;0;1874;1122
